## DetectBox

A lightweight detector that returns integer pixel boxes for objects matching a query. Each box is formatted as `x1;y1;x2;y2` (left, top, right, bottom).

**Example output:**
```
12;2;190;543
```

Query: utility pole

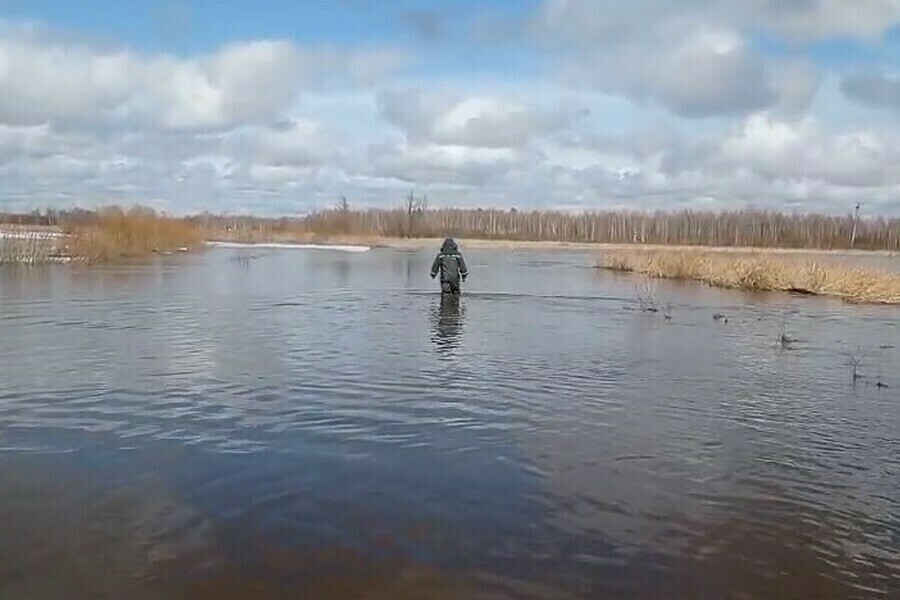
850;202;861;249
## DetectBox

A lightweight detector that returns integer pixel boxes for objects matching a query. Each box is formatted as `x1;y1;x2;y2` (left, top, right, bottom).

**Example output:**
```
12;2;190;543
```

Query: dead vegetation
845;348;867;383
635;280;661;313
63;207;203;263
599;248;900;305
2;208;203;265
0;232;61;264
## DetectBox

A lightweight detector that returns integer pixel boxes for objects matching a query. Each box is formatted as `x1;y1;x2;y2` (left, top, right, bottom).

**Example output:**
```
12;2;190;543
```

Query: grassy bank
1;208;204;264
599;248;900;305
65;209;203;262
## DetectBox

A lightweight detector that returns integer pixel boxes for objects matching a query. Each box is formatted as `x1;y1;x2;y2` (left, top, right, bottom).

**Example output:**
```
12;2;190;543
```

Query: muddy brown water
0;247;898;599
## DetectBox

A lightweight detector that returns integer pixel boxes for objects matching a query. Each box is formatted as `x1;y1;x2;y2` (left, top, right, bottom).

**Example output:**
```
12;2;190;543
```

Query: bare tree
272;207;900;250
850;202;861;249
336;195;351;234
404;191;428;238
38;206;900;251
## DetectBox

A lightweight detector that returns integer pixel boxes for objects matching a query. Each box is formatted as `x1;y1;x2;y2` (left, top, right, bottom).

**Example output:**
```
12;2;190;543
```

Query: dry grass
65;208;203;263
0;234;60;264
599;248;900;305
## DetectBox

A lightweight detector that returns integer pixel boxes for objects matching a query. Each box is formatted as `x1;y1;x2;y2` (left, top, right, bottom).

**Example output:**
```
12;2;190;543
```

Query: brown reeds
64;207;203;263
599;248;900;305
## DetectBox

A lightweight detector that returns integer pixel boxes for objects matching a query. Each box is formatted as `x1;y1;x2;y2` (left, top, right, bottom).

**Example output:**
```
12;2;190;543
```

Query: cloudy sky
1;0;899;215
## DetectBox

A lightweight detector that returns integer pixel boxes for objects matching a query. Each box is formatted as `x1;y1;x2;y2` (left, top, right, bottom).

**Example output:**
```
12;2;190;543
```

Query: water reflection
431;293;465;353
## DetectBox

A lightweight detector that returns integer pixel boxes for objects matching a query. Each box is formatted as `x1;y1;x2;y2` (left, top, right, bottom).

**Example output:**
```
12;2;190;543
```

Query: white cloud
380;89;584;148
370;141;524;187
533;10;775;116
529;0;894;117
535;0;900;44
0;10;899;216
519;110;900;213
631;26;775;117
0;22;406;131
748;0;900;40
224;120;339;167
378;88;457;144
710;114;897;188
369;88;584;188
0;124;61;160
0;24;134;126
148;40;312;130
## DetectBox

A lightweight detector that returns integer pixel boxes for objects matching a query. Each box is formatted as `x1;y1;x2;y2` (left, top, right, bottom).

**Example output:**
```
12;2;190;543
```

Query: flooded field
0;246;898;599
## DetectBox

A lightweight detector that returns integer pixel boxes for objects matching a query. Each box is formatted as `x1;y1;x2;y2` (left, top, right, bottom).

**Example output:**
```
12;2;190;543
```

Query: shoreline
4;221;898;265
206;235;900;257
599;248;900;305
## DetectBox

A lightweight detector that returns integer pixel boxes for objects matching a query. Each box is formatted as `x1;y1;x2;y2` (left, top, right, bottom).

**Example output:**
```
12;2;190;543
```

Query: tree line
4;203;900;250
194;203;900;251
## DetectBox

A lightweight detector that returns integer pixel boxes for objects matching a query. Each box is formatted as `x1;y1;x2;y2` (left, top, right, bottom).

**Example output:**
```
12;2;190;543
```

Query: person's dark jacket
430;238;468;287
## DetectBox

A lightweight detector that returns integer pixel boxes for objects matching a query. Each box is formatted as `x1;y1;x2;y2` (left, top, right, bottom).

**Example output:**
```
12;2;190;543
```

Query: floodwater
0;246;897;599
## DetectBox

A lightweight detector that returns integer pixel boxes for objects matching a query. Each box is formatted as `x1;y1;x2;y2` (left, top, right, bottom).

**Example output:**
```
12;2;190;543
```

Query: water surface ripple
0;248;898;599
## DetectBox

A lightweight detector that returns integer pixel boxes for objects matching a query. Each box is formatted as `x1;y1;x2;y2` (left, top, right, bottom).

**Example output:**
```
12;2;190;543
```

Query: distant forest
194;199;900;251
3;201;899;251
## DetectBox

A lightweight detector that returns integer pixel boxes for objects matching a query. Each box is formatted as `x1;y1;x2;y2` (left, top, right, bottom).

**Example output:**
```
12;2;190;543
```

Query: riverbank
598;248;900;305
5;219;898;278
1;211;203;264
207;233;900;256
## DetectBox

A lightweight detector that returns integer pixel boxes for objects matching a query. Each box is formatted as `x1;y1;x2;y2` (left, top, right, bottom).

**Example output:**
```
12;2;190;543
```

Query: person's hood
440;238;458;253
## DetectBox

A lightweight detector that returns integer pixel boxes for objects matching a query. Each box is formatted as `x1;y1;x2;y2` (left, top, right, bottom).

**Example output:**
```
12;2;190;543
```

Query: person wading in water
430;238;468;295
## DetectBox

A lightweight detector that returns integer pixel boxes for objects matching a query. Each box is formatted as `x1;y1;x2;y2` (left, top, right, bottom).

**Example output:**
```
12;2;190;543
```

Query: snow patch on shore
206;241;370;252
